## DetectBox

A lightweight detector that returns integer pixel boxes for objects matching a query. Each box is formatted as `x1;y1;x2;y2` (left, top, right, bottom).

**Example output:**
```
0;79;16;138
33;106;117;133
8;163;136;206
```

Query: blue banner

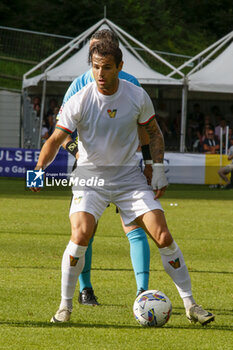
0;148;68;178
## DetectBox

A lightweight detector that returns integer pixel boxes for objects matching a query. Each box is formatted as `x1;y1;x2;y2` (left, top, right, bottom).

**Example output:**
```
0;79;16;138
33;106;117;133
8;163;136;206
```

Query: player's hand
29;167;44;193
30;186;41;192
151;163;168;199
143;164;152;185
154;186;167;199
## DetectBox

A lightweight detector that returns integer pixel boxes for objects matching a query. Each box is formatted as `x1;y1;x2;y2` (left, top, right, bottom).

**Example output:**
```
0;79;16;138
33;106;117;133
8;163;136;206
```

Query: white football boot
186;304;215;325
50;307;72;323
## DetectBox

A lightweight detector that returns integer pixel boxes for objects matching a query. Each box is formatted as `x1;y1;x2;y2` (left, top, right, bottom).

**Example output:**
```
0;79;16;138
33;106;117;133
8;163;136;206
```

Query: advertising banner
0;148;68;178
0;148;230;184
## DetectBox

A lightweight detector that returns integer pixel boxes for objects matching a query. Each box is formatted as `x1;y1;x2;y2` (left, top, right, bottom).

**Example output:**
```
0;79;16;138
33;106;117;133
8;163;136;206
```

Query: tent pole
24;19;105;80
187;35;233;77
225;126;229;154
38;77;47;149
106;21;149;67
180;79;188;152
107;19;184;78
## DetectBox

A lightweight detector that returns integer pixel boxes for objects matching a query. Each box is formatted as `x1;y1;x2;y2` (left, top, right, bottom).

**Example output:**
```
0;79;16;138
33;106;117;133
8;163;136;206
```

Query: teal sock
126;228;150;294
78;236;94;292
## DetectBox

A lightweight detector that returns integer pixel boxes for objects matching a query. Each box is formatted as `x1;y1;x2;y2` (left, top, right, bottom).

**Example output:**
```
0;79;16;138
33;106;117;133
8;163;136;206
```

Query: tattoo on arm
144;119;164;163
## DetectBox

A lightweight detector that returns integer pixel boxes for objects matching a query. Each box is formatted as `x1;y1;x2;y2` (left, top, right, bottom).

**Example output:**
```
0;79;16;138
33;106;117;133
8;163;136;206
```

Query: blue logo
26;169;45;188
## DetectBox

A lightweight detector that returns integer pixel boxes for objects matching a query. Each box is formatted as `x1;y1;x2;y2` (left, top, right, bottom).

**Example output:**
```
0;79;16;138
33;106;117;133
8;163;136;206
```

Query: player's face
92;53;123;95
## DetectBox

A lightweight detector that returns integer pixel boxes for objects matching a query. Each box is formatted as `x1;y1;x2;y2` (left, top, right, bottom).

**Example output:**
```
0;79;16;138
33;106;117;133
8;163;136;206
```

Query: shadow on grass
0;266;232;277
0;319;232;331
172;307;233;316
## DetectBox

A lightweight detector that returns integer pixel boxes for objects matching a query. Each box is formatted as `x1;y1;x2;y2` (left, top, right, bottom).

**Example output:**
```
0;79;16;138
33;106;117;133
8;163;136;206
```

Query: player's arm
143;118;168;199
62;135;79;160
214;143;220;152
57;110;79;160
203;143;211;153
138;125;153;184
31;129;68;192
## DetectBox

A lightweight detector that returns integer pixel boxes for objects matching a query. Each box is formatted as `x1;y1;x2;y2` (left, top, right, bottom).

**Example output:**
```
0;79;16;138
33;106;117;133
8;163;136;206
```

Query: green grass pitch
0;178;232;350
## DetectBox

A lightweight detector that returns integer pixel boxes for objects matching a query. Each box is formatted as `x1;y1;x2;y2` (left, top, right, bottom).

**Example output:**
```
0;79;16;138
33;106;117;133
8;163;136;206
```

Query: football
133;290;172;327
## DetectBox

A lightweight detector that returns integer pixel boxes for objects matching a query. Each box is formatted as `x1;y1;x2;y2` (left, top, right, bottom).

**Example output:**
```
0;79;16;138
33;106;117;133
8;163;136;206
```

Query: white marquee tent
23;36;181;88
168;30;233;151
22;18;183;148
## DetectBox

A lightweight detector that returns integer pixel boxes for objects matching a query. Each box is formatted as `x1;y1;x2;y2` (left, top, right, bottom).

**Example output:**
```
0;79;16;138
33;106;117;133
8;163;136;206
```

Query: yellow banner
205;154;230;184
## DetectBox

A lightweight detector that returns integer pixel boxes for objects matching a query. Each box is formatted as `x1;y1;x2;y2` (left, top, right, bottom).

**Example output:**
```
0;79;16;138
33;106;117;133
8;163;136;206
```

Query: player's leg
78;224;99;305
68;189;98;305
224;167;233;188
120;218;150;296
218;166;230;184
51;211;96;323
136;209;214;325
51;189;108;322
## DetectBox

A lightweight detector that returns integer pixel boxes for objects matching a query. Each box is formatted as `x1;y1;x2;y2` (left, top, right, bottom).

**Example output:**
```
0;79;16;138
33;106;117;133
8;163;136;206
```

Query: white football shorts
224;163;233;173
69;186;163;225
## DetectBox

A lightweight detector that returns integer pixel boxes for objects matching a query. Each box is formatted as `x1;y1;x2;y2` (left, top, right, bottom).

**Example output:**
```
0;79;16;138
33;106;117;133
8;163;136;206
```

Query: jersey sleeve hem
56;125;73;135
138;114;155;126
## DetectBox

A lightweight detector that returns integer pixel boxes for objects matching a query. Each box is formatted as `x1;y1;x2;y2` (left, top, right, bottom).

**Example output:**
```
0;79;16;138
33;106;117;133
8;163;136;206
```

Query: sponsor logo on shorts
69;255;79;266
74;196;82;204
168;257;180;269
107;109;117;118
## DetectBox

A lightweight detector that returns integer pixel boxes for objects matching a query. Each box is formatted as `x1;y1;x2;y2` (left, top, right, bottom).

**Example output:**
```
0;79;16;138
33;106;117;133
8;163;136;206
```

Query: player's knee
70;219;95;246
154;228;173;248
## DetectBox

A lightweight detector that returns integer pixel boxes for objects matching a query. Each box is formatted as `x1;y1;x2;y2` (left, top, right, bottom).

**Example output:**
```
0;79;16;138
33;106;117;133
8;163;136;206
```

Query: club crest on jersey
69;255;79;266
107;109;117;118
168;258;181;269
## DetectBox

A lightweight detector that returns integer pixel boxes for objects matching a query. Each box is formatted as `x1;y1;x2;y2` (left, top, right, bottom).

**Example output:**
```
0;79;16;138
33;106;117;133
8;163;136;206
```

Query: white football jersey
57;79;155;167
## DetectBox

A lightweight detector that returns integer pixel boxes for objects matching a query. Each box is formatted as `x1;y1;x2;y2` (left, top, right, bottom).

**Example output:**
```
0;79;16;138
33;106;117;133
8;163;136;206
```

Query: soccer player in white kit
60;30;153;304
32;41;214;325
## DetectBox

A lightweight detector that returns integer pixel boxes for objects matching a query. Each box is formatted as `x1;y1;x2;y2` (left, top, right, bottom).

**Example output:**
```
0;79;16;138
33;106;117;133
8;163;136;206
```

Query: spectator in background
41;120;49;145
187;103;204;149
32;96;41;109
215;118;227;140
34;103;41;117
32;96;41;117
46;98;58;119
223;127;233;154
193;123;211;153
202;115;214;130
47;106;59;136
203;128;220;154
228;128;233;146
156;102;172;138
173;109;181;137
224;104;233;128
209;105;221;126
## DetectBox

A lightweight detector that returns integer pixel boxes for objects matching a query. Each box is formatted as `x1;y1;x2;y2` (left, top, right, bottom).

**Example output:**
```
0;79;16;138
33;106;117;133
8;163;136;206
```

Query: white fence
0;90;21;147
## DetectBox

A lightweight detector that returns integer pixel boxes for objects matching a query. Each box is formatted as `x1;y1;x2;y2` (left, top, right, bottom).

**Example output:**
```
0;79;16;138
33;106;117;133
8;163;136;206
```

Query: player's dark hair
90;29;119;46
88;41;122;67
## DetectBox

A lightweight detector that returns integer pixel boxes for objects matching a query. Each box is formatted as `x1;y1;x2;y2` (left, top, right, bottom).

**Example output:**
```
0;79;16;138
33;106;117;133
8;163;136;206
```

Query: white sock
183;296;196;310
60;240;87;310
159;241;195;309
59;298;73;311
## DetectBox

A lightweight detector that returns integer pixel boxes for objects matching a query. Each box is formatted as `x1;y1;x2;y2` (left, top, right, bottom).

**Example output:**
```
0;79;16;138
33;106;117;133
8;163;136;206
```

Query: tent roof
23;20;182;89
167;30;233;94
188;41;233;93
23;41;181;88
